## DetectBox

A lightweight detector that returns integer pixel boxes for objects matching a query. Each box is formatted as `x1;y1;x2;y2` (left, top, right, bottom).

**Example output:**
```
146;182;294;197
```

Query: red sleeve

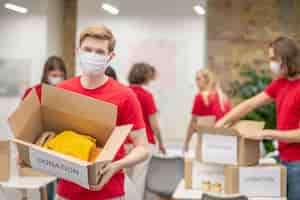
118;91;145;131
192;95;206;116
21;85;42;102
143;93;158;116
225;99;231;113
264;79;282;98
22;88;33;100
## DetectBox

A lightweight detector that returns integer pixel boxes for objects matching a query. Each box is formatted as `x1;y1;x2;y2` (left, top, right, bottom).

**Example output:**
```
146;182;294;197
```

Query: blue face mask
48;76;64;85
269;61;281;74
79;50;110;76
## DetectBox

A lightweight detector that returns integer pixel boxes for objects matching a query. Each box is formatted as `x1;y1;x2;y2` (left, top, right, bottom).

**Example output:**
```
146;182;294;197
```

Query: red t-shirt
22;84;42;102
56;76;145;200
264;77;300;161
192;92;231;120
129;85;158;144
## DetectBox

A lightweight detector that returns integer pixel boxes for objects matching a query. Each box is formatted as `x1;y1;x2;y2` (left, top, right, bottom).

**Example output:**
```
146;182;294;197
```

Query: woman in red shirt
21;56;66;200
127;62;166;200
184;68;231;152
217;37;300;200
22;56;67;101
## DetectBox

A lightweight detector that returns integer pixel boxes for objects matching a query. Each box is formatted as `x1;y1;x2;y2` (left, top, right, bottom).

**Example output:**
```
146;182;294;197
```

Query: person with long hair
22;56;67;101
21;55;67;200
183;68;231;152
217;36;300;200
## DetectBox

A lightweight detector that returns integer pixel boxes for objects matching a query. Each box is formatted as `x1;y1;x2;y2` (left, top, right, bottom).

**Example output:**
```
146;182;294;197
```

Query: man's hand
215;119;228;128
89;162;121;191
158;143;166;155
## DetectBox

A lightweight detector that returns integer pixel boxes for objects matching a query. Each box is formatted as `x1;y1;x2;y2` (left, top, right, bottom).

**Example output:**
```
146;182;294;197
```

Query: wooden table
0;177;56;200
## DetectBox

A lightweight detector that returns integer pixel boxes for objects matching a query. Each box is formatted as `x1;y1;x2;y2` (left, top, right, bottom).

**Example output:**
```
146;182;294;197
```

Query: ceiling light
193;5;205;15
4;3;28;14
102;3;119;15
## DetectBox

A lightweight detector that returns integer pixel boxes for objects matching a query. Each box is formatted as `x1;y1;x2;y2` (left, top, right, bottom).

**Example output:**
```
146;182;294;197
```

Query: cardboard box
184;159;225;193
0;140;10;182
8;84;132;189
224;165;287;197
196;117;265;165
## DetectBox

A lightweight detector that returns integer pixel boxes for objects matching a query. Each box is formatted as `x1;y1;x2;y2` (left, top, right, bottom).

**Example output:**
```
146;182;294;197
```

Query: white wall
0;0;65;136
0;1;64;199
77;0;207;144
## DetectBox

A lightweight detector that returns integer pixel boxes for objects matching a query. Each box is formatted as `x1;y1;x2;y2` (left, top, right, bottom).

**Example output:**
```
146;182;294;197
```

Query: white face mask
270;61;281;74
48;76;64;85
79;50;110;76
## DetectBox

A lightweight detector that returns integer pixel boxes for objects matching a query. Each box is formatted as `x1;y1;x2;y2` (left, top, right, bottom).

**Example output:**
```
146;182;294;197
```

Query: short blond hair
79;25;116;52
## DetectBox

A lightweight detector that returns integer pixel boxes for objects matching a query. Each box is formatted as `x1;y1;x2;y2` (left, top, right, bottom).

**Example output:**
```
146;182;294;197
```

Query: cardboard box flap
0;140;9;153
197;126;239;136
8;91;42;142
41;84;117;144
0;140;10;181
96;124;133;162
232;120;265;137
196;116;216;128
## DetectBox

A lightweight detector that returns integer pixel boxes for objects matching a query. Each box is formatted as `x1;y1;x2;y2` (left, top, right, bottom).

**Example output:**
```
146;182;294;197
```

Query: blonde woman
183;68;231;152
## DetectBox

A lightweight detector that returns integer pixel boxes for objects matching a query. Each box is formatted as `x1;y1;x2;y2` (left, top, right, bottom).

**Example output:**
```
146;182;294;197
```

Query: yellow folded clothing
44;130;96;161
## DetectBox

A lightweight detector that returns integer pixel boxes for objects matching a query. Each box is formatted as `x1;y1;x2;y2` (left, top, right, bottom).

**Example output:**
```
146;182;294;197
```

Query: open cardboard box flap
232;120;265;137
0;140;10;181
8;84;119;146
197;116;265;137
41;84;117;145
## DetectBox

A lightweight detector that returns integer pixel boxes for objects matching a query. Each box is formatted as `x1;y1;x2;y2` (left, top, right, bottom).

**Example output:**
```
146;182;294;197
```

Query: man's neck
80;74;108;89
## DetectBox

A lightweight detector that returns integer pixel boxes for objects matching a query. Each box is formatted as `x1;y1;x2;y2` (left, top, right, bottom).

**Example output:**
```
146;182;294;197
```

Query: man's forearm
271;129;300;143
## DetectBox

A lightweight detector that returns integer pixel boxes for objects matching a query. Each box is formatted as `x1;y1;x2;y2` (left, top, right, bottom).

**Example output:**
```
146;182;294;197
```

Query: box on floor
0;140;10;182
185;159;286;198
195;116;265;166
8;84;132;189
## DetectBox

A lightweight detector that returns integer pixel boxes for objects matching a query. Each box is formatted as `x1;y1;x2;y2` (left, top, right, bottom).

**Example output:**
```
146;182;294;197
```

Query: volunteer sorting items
127;62;166;200
21;55;67;200
216;36;300;200
183;68;231;152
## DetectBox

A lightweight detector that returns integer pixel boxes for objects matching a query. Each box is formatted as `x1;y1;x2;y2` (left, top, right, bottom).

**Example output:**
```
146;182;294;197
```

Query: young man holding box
55;25;149;200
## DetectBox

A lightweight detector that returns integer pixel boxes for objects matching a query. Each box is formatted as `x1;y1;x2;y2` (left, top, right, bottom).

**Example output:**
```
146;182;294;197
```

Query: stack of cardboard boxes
185;116;287;199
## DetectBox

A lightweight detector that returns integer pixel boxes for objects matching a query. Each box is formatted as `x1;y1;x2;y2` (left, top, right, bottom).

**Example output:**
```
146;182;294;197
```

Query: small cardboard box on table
195;116;265;166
